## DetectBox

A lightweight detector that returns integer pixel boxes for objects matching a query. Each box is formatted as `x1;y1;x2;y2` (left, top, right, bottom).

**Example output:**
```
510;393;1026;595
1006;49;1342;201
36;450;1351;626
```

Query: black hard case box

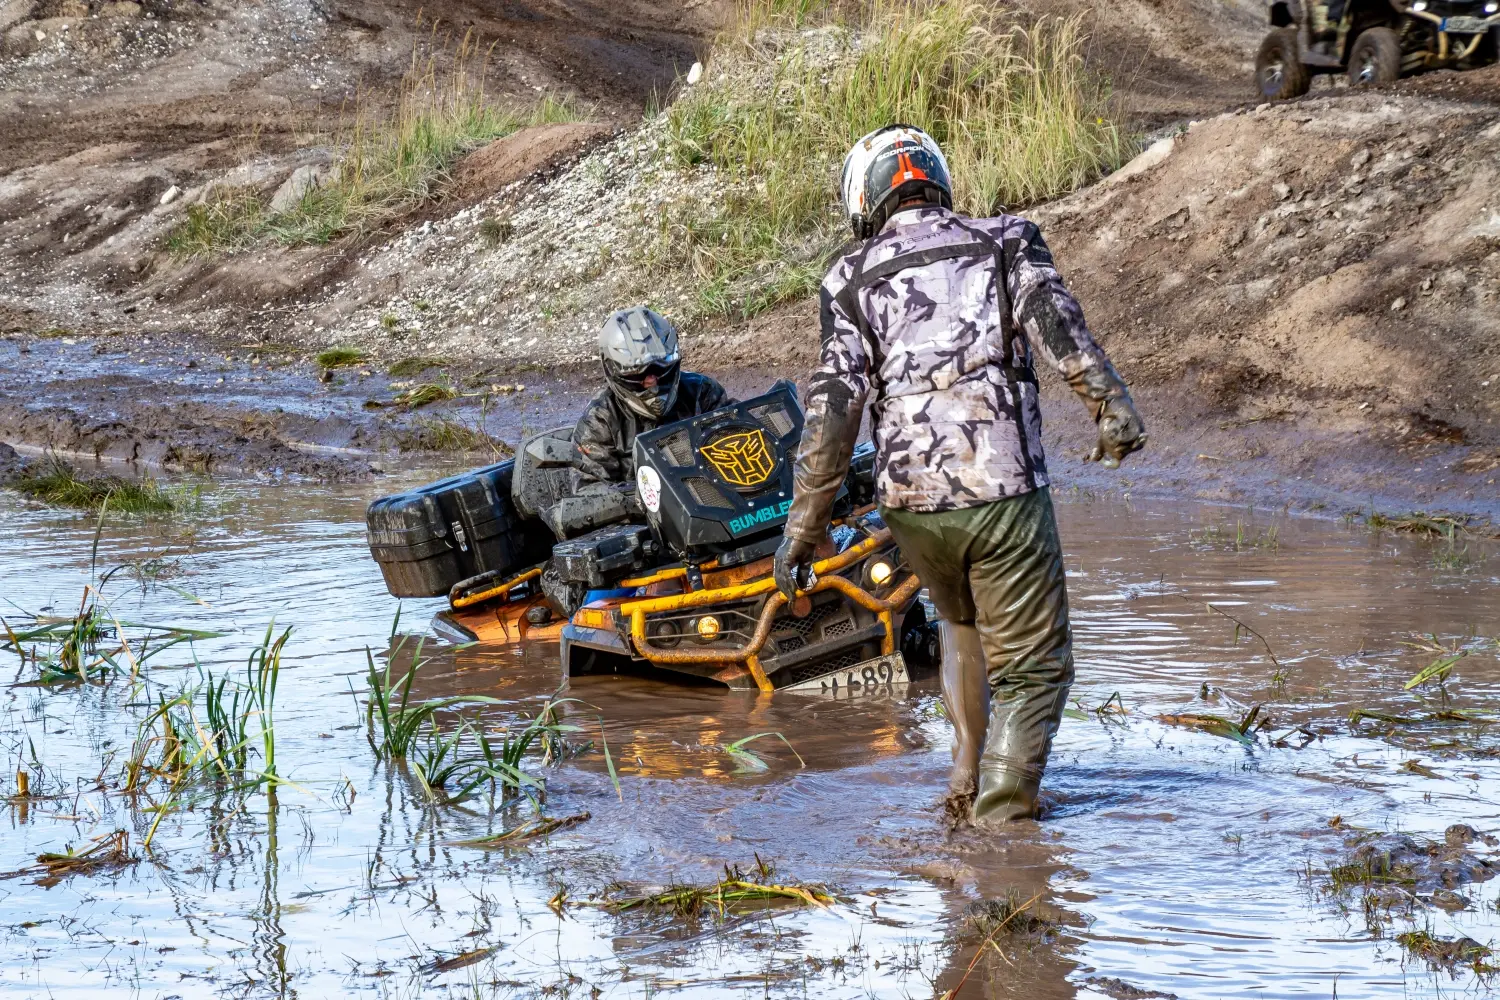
366;460;553;598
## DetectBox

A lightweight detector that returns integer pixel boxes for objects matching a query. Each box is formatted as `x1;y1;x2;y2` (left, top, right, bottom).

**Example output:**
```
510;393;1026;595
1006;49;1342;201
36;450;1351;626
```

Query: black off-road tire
1348;27;1402;86
1255;28;1310;100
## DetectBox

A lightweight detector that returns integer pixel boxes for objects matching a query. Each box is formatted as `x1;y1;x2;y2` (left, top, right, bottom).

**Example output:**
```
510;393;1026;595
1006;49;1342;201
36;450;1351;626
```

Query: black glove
1086;396;1147;468
773;536;818;601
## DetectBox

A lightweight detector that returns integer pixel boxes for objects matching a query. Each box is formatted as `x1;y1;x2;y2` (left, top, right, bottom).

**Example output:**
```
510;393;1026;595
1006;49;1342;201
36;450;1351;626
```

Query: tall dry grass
171;34;578;255
657;0;1132;317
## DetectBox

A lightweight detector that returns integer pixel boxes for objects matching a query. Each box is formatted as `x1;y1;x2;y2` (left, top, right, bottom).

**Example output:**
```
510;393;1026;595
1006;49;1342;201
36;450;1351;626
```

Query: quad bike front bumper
562;530;924;692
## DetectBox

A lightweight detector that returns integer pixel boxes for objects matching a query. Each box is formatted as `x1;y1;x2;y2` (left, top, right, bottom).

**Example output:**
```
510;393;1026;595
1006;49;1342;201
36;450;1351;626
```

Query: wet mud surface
1;482;1496;997
4;330;1498;526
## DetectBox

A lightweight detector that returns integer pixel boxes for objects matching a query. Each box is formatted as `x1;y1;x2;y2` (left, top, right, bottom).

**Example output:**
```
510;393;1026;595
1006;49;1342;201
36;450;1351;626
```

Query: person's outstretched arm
783;278;871;544
1002;218;1147;466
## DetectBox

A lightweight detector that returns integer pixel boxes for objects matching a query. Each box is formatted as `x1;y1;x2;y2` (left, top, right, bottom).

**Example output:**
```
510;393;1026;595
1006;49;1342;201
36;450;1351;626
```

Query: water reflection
0;484;1495;997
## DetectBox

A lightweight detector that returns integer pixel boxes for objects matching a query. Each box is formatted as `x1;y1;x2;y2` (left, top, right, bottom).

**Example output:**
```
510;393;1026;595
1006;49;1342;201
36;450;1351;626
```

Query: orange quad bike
366;382;938;693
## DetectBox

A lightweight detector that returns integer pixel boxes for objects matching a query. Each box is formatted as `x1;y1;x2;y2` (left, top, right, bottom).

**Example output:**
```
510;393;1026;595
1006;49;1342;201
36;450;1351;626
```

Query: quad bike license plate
1441;15;1490;32
782;653;910;695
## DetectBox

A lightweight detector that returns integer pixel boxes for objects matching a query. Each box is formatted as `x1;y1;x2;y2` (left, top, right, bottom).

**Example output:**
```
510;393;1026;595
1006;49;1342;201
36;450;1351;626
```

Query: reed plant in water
1;586;220;686
125;624;290;795
367;636;619;806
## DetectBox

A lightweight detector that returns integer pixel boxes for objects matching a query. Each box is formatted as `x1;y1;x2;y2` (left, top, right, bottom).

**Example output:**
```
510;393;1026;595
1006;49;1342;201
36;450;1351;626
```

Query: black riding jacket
571;371;732;489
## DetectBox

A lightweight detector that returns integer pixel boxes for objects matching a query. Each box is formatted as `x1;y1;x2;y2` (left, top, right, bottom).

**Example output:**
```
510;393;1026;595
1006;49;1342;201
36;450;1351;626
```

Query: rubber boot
938;621;989;820
972;681;1069;823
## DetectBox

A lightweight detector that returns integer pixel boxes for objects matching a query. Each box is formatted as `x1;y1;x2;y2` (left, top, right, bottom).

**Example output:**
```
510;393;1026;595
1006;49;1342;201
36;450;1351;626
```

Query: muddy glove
1088;397;1146;467
1065;356;1147;469
773;536;818;601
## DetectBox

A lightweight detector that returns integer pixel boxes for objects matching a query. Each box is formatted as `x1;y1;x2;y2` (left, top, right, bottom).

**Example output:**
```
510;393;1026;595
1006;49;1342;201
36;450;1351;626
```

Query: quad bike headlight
1411;0;1428;10
1487;2;1499;13
694;615;722;641
647;618;682;648
867;560;895;588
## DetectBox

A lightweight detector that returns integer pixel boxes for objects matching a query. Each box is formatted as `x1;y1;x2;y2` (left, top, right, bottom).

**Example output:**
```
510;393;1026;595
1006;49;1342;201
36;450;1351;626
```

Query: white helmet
840;124;953;239
598;305;681;419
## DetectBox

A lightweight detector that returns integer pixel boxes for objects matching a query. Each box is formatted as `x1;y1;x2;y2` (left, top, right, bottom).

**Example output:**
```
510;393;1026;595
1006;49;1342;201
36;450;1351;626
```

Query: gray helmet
598;306;681;420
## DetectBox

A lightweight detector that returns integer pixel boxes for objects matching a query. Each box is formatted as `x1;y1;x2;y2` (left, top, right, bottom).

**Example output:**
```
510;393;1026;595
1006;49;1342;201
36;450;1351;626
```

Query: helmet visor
613;359;680;393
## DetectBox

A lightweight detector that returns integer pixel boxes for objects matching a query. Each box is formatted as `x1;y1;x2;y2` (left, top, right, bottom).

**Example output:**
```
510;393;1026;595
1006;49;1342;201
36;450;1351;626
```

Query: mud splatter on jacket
571;371;731;489
785;206;1129;536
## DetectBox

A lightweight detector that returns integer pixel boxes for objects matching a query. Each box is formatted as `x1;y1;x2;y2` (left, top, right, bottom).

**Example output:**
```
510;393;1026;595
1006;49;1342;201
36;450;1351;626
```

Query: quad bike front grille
658;430;695;468
683;477;735;509
823;617;855;638
617;529;922;693
774;599;848;638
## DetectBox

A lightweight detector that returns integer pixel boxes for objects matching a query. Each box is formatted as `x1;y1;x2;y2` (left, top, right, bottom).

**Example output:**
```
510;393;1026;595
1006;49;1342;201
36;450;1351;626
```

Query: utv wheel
1255;28;1310;100
1348;27;1402;86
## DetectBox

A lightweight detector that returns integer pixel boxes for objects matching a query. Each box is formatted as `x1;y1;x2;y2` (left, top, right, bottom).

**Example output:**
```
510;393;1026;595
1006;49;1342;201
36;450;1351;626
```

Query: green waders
882;487;1074;822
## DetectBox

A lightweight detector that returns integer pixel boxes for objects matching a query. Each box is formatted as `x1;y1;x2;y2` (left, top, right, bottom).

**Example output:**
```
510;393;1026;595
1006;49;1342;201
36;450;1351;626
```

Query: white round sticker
636;466;662;514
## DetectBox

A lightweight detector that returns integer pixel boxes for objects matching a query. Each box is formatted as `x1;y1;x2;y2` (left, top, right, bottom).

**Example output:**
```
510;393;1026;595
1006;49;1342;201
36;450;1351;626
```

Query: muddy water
0;477;1497;998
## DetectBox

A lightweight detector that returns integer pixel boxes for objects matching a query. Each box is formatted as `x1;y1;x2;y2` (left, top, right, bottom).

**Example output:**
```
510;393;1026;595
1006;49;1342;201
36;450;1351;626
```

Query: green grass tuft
166;188;267;257
395;416;513;454
478;216;513;247
7;458;188;514
167;36;581;256
315;346;369;369
393;382;460;408
1396;929;1496;973
654;0;1131;319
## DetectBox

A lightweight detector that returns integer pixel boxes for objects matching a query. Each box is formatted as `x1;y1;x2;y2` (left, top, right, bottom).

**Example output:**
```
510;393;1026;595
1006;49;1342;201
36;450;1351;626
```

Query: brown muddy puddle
1;476;1497;998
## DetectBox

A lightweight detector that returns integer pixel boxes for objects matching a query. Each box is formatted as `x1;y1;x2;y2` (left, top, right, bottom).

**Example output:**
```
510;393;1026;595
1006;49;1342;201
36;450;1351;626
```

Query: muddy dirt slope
0;0;721;335
1032;79;1500;486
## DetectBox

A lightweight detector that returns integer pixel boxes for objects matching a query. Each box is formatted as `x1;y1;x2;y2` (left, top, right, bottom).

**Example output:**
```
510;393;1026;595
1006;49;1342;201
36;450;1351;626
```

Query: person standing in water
773;125;1146;822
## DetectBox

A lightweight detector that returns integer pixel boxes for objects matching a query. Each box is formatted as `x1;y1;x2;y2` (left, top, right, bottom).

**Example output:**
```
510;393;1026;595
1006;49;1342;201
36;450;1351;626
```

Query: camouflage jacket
571;371;731;489
799;206;1121;516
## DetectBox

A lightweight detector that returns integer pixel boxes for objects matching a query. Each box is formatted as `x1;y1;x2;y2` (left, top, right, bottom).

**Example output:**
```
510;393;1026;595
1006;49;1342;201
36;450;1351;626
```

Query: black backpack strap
850;241;996;291
832;237;879;346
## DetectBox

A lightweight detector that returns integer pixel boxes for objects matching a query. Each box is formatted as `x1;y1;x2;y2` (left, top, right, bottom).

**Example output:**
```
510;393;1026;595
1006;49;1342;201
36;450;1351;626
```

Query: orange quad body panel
434;593;565;645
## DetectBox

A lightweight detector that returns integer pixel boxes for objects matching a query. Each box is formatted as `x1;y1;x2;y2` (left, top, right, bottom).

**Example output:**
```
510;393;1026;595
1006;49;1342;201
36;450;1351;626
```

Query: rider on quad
572;306;734;496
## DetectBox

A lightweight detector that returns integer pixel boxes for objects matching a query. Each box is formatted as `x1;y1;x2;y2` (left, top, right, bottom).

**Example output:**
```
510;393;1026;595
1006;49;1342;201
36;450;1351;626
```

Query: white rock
1103;137;1174;188
159;185;181;206
1390;297;1407;312
686;61;703;86
269;165;326;214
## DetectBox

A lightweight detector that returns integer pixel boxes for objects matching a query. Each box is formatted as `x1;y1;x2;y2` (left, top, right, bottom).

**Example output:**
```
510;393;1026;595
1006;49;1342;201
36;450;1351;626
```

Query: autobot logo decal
700;428;776;488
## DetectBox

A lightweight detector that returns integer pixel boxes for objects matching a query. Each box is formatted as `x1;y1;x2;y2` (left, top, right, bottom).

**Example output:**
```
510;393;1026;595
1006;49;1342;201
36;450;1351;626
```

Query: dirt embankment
1031;79;1500;509
0;0;719;334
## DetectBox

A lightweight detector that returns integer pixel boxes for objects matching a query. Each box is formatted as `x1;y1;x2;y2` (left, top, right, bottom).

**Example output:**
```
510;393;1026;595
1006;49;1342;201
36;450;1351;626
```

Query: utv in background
1256;0;1500;99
